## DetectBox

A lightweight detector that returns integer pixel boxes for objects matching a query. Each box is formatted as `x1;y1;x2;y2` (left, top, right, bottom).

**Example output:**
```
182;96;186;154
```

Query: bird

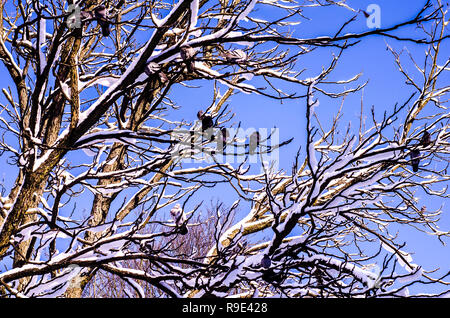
420;130;431;147
145;62;169;85
409;149;420;172
197;111;214;140
220;49;247;64
180;45;196;73
170;203;188;235
262;269;283;285
249;131;260;155
179;223;188;235
261;254;271;269
94;5;110;37
144;62;161;77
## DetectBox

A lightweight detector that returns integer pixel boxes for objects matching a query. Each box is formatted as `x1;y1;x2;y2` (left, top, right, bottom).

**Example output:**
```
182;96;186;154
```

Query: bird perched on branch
145;62;169;85
197;111;213;131
220;49;248;64
180;45;196;73
144;62;160;77
260;254;283;284
261;254;271;269
249;131;260;155
170;204;188;235
197;110;214;141
94;5;111;37
420;130;431;147
409;149;420;172
262;268;283;285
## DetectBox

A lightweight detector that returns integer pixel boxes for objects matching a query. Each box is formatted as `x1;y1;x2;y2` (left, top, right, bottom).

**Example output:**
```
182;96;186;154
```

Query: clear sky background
167;0;450;294
0;0;448;295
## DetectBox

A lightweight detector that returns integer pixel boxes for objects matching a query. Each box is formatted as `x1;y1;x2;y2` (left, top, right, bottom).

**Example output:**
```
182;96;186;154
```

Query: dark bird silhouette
262;269;283;285
260;253;282;284
410;149;420;172
170;204;188;235
180;45;196;73
197;111;214;141
249;131;260;155
261;254;271;269
197;111;214;131
94;5;110;37
421;130;431;147
179;223;188;235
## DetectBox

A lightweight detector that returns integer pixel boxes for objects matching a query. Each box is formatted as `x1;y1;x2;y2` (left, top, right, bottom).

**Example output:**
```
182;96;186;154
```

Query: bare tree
0;0;448;298
83;201;237;297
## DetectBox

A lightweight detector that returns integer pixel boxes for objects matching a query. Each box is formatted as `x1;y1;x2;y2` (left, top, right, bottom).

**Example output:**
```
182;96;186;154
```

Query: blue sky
0;0;449;295
167;0;450;294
